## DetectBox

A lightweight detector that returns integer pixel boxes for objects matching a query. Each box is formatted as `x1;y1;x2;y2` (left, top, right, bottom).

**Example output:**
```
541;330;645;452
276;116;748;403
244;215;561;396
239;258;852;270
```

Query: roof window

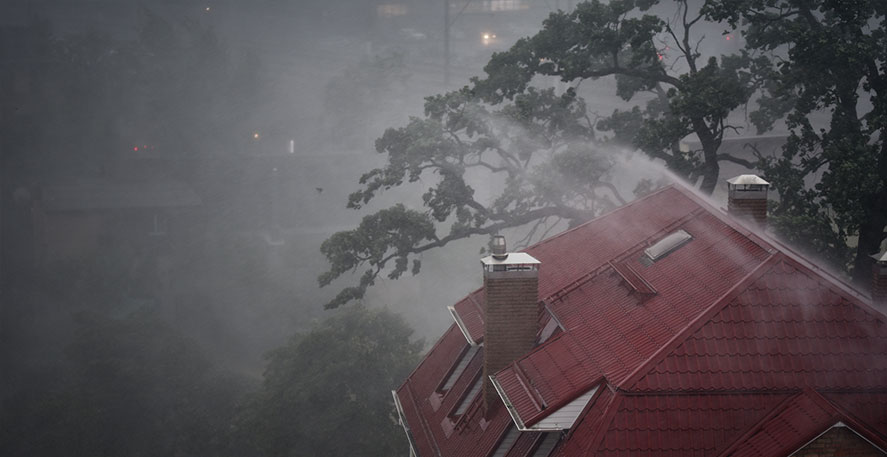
643;229;692;263
489;425;520;457
454;376;482;416
530;432;560;457
440;345;479;392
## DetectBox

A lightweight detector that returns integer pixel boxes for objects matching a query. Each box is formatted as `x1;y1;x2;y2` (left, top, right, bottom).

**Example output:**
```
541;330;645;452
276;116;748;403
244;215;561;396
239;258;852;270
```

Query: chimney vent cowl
726;174;769;226
491;235;508;260
871;250;887;308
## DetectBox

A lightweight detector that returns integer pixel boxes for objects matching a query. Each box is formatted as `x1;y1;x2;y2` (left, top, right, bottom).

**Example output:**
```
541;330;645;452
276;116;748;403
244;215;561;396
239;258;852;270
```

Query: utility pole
443;0;450;88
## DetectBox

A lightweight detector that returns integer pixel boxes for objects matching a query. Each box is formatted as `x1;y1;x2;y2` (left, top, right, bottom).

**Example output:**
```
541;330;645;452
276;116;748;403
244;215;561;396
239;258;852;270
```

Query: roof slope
718;389;887;457
395;184;887;457
632;256;887;392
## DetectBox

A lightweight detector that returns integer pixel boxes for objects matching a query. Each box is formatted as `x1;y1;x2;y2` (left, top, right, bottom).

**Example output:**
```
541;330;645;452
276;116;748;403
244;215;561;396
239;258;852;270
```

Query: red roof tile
633;258;887;392
395;184;887;457
719;390;887;456
564;393;787;456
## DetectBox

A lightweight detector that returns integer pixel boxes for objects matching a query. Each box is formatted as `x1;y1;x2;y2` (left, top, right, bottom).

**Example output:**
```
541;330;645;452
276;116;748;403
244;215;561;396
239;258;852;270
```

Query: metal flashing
448;306;478;346
480;252;541;266
493;374;599;432
726;174;770;186
392;390;420;457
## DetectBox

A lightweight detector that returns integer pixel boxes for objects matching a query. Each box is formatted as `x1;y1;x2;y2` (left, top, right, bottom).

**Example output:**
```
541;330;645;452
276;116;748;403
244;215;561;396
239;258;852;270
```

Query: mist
0;0;817;455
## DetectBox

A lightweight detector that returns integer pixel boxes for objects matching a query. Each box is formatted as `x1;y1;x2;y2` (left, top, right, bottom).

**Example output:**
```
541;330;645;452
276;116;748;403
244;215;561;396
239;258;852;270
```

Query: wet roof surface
396;184;887;457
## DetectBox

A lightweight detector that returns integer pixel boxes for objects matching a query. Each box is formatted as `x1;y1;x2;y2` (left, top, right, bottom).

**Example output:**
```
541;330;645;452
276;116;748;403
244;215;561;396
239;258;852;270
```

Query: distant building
394;178;887;457
33;176;201;265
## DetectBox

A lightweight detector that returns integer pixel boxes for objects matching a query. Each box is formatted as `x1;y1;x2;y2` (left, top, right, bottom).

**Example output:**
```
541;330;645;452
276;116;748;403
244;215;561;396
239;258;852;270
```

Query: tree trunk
853;203;887;287
853;142;887;287
693;118;720;196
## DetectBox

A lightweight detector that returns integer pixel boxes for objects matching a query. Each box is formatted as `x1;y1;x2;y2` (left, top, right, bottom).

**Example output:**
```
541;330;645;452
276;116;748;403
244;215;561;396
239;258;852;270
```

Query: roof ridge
526;184;681;252
669;182;878;315
768;244;887;320
618;251;781;390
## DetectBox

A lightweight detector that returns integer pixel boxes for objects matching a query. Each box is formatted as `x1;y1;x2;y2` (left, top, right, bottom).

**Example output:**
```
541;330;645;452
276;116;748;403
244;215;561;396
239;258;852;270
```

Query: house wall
794;426;885;457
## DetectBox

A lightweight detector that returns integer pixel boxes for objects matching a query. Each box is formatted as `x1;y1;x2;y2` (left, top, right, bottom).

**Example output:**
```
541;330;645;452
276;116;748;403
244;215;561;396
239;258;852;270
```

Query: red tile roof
394;184;887;457
718;389;887;456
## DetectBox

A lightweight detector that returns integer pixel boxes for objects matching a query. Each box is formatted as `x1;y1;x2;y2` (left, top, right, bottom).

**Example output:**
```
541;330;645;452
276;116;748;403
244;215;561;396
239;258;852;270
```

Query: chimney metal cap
491;235;508;260
481;252;540;267
871;250;887;264
726;174;770;186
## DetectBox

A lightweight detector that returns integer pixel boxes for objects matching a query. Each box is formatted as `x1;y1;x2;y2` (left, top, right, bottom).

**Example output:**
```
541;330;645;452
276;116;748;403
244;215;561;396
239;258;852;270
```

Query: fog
0;0;766;454
0;0;763;372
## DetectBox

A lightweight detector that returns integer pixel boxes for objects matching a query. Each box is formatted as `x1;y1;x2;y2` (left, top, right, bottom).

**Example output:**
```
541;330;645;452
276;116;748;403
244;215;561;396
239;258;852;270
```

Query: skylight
490;426;520;457
530;432;560;457
441;345;479;391
454;377;482;415
644;229;693;262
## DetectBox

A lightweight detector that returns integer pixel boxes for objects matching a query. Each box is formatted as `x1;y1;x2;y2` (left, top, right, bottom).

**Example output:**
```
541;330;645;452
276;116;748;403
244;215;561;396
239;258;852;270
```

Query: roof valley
619;252;780;390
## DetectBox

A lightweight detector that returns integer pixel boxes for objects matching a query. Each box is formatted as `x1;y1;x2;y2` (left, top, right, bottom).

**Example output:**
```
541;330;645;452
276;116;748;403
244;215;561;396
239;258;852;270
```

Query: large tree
319;0;763;308
704;0;887;282
229;306;423;457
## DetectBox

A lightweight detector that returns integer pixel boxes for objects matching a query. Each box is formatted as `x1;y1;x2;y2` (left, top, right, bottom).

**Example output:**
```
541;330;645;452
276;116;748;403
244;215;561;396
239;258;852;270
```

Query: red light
133;146;139;151
658;54;663;61
726;36;731;40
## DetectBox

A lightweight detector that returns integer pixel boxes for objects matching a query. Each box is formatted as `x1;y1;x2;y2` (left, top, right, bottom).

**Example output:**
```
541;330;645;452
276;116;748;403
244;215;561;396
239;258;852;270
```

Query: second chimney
872;251;887;309
481;235;540;411
726;174;770;226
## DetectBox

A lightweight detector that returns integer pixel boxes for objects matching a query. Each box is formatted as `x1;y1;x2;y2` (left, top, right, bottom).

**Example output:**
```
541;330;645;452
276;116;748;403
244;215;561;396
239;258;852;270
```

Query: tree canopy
319;0;768;308
704;0;887;281
320;0;887;306
230;306;423;457
0;311;249;457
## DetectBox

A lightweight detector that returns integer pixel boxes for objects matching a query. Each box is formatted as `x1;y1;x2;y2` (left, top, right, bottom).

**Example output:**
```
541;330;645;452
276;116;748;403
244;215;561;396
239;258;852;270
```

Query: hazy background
0;0;763;383
1;0;615;380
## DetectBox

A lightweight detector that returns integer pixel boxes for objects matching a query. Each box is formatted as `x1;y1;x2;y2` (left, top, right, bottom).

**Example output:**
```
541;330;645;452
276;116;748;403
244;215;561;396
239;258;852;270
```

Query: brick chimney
481;235;540;411
726;174;770;226
871;251;887;308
